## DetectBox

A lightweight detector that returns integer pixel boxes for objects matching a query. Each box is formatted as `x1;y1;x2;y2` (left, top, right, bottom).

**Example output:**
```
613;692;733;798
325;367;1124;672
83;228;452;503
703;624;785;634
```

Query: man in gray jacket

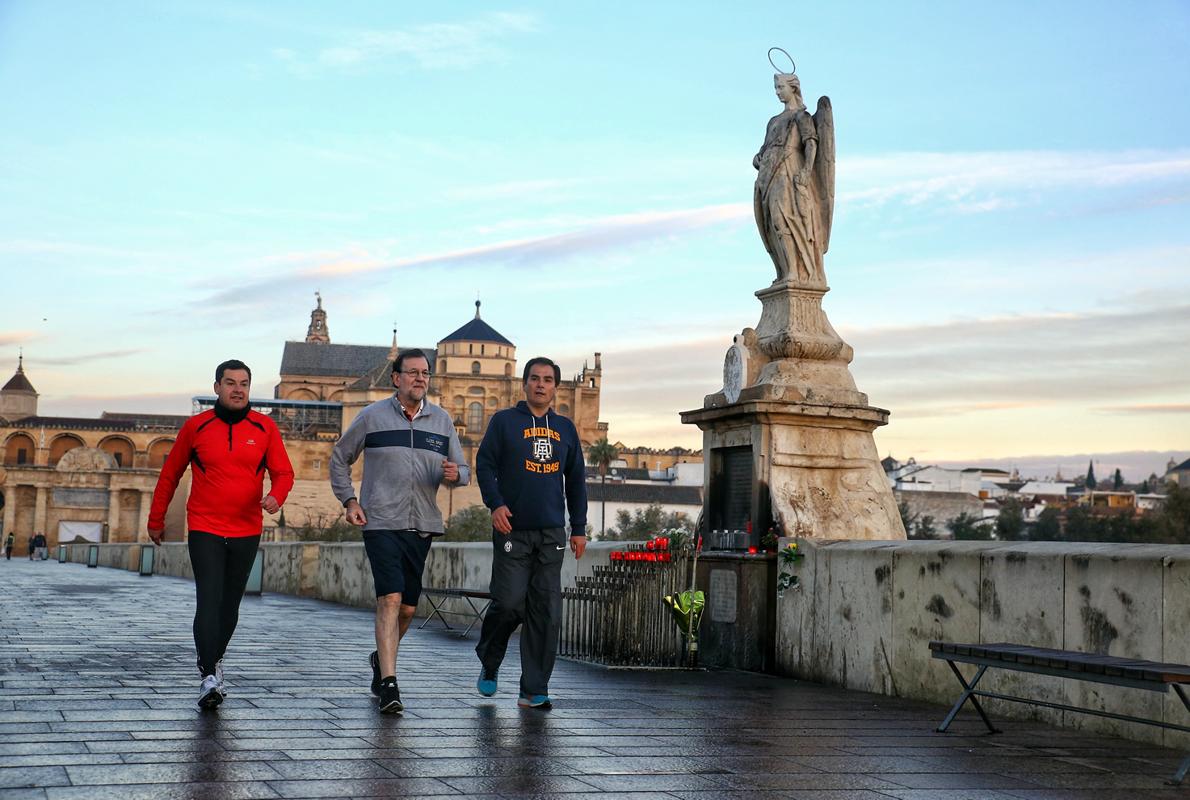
330;348;470;713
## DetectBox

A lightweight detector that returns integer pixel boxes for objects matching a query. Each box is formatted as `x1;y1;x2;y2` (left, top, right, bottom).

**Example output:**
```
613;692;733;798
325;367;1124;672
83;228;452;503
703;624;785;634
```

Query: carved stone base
680;399;906;541
754;280;852;363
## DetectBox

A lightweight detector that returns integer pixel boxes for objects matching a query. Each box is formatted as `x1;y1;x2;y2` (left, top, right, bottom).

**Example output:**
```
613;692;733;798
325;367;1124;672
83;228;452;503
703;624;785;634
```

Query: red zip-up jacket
148;408;294;537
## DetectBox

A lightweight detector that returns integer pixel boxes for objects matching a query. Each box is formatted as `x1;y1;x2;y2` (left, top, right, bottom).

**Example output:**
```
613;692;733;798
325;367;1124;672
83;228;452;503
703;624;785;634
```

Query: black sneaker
369;651;381;697
378;677;403;714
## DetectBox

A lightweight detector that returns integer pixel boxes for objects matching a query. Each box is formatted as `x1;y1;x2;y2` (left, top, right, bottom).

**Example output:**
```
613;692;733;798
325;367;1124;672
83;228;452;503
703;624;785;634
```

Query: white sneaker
197;674;223;709
214;659;226;697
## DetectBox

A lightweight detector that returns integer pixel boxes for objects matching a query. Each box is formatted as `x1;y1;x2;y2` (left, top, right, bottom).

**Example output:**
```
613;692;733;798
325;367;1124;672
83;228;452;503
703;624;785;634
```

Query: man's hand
147;528;163;546
570;535;587;560
345;499;368;527
261;495;280;515
442;459;459;484
491;505;513;534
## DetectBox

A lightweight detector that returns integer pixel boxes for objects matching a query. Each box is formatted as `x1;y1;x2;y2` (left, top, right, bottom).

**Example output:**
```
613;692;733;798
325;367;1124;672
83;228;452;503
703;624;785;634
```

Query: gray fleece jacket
329;396;470;534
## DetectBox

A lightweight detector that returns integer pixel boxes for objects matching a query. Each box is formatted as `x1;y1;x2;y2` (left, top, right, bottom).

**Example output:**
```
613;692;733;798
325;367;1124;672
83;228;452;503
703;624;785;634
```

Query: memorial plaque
711;445;752;531
709;569;738;623
52;488;109;508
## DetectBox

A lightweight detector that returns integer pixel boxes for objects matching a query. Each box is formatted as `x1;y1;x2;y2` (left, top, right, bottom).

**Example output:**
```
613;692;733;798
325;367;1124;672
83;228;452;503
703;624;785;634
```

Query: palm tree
586;438;619;538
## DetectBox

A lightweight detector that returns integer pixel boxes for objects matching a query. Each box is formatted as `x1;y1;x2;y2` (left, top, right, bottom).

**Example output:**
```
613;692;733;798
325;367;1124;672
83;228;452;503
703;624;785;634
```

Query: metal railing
560;542;692;668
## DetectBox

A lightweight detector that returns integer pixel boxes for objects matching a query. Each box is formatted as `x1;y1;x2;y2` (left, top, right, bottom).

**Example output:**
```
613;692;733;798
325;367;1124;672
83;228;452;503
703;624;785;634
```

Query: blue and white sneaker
477;667;498;697
517;693;552;709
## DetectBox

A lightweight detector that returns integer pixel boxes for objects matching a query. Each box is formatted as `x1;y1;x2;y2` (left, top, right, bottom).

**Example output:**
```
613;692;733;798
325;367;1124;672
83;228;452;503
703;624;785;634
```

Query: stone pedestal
681;281;905;541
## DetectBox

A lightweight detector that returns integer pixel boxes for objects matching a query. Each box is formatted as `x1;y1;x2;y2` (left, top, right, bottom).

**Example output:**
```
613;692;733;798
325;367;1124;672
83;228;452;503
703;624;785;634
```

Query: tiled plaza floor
0;558;1186;799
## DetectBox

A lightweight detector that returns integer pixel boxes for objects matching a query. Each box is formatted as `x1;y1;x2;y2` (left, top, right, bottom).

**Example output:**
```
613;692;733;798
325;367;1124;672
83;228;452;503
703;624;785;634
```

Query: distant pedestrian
34;532;48;560
4;532;13;560
26;535;34;560
330;348;470;714
474;356;587;709
148;359;294;709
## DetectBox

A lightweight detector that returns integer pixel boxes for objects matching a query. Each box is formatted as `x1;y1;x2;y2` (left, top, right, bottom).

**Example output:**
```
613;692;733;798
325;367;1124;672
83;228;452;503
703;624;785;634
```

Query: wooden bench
930;640;1190;786
418;588;492;637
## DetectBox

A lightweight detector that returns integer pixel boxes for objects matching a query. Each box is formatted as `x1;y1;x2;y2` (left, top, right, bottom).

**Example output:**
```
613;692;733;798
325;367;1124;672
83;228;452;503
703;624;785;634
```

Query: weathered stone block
1063;544;1165;745
774;537;819;679
979;543;1068;726
823;540;895;694
890;541;987;705
1162;552;1190;751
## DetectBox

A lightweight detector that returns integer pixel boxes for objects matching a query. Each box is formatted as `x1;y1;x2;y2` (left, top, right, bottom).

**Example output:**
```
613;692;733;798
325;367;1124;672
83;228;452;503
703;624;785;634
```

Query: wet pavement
0;557;1186;799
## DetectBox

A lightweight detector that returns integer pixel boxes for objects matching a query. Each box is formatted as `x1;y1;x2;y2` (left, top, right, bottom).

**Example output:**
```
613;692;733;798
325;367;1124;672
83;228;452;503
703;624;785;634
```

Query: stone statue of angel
753;72;835;285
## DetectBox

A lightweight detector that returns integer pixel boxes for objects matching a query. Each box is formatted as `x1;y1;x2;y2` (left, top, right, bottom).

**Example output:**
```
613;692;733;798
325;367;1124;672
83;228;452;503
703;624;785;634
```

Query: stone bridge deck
0;559;1185;799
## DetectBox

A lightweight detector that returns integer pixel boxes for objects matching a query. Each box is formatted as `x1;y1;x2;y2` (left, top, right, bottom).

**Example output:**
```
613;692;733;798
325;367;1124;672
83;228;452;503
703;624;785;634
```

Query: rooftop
1;358;36;394
440;300;513;346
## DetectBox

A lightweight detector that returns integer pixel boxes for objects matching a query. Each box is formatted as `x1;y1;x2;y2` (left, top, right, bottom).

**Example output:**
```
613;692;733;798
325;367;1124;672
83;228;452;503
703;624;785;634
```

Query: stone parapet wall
61;540;617;620
775;539;1190;750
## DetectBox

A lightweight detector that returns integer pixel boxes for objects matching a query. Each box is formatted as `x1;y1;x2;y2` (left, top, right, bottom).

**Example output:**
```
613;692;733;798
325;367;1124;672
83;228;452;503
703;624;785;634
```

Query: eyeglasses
399;370;432;379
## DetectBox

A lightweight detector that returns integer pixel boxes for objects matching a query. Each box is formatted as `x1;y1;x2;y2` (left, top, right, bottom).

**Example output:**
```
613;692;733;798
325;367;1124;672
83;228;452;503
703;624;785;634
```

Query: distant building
586;482;702;537
0;356;189;544
0;296;611;543
611;444;702;472
1165;457;1190;489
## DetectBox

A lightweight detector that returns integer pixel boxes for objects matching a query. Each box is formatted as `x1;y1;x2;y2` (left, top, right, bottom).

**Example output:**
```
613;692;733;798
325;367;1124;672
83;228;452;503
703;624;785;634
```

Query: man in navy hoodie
475;356;587;709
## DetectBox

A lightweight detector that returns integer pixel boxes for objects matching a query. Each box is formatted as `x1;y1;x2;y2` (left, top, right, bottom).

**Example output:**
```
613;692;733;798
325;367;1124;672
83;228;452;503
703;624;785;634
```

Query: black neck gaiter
213;401;250;425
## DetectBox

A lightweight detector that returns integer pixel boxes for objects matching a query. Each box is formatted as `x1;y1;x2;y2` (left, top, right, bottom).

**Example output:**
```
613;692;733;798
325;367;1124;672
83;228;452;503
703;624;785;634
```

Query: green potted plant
662;529;704;667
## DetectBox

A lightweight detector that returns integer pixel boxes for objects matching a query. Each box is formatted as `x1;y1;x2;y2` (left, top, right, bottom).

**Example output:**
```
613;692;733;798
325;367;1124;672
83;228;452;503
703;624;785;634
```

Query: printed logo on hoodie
524;425;560;474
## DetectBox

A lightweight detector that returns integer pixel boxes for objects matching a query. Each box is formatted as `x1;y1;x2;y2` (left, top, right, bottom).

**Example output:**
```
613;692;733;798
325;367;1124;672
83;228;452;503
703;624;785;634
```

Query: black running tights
188;531;260;676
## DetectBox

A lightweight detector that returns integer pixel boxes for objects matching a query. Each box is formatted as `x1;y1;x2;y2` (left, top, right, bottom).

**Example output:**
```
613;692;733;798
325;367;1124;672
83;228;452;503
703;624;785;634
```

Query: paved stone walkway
0;558;1186;799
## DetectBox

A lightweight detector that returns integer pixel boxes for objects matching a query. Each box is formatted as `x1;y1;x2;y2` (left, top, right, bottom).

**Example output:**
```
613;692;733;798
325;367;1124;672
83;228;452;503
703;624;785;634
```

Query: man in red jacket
148;359;294;709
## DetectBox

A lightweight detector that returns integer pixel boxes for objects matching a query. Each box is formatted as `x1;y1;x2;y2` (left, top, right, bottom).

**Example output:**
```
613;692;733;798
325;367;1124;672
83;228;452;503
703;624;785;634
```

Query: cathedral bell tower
306;292;330;344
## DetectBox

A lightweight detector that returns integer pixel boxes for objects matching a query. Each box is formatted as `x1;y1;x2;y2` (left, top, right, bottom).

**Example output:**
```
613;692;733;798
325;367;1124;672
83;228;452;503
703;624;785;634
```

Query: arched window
467;402;484;431
98;436;135;468
471;361;481;375
147;439;175;469
439;359;447;373
4;432;35;465
559;404;570;416
504;363;513;376
48;434;84;466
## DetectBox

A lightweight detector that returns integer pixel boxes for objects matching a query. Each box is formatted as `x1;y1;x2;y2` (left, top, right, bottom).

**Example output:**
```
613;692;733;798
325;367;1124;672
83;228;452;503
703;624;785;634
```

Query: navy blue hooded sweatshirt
476;401;588;535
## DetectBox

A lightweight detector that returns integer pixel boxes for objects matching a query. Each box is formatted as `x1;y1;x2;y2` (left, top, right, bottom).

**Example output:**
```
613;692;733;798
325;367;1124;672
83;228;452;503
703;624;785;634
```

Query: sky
1;1;1188;480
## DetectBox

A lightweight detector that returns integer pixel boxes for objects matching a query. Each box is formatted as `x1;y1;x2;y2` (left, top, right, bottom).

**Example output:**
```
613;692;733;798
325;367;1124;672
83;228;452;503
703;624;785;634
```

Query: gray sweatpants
475;527;566;696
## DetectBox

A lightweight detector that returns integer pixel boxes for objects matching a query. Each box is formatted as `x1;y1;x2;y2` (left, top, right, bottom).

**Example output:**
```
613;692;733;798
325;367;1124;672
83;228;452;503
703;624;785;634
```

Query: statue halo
767;47;796;75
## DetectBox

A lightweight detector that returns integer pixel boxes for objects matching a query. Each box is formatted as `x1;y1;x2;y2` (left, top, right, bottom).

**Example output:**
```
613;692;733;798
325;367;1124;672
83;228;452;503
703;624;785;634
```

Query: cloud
0;332;36;348
559;297;1190;447
275;12;539;74
848;302;1190;410
26;349;145;367
839;149;1190;211
199;202;752;308
37;392;198;418
1094;404;1190;415
932;451;1187;484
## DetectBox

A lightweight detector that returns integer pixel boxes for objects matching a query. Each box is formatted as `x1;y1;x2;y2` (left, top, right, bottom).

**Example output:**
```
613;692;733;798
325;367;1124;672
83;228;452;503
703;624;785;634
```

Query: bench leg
418;594;453;631
1169;685;1190;786
459;597;491;638
1171;756;1189;787
937;661;1000;734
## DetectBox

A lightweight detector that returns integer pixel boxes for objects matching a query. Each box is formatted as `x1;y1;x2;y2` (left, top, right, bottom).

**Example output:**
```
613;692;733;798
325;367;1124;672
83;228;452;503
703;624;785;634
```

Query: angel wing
813;95;835;253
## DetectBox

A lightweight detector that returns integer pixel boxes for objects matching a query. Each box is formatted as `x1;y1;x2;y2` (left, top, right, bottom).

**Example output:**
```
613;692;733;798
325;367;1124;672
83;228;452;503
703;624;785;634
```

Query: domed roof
2;356;36;394
440;301;512;346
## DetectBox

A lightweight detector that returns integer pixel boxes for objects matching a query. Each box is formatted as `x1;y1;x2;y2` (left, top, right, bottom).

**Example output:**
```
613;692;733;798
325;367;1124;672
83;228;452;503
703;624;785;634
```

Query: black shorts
363;529;433;604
